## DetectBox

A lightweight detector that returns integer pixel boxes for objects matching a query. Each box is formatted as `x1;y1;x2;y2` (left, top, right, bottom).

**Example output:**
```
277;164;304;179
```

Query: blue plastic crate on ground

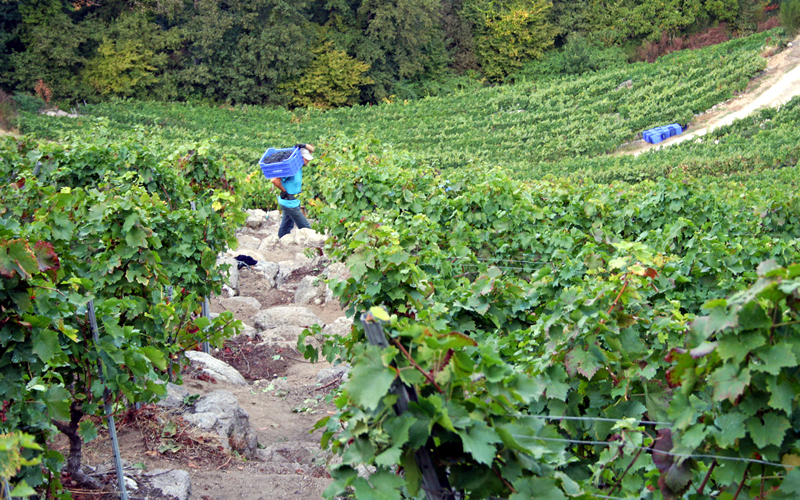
259;147;302;179
643;123;683;144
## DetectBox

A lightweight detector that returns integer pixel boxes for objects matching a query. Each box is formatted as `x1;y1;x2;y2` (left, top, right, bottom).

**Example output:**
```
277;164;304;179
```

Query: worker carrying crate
259;143;315;238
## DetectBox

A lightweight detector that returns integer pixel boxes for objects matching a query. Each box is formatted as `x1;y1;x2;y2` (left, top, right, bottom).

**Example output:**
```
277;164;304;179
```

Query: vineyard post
2;478;13;500
360;309;457;500
87;300;129;500
166;286;176;382
190;201;211;354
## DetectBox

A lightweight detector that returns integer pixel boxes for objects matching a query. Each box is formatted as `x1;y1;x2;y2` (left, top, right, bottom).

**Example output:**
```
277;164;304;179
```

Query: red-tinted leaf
0;239;38;279
33;241;60;274
652;429;673;473
645;267;658;279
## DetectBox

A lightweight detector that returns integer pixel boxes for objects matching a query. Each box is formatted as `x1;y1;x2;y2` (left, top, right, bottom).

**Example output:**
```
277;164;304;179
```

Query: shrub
513;35;626;81
12;92;46;113
0;89;17;131
781;0;800;36
758;15;782;31
636;25;730;62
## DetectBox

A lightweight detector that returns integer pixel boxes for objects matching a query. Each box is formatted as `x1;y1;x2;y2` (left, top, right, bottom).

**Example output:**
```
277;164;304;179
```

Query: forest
0;0;786;108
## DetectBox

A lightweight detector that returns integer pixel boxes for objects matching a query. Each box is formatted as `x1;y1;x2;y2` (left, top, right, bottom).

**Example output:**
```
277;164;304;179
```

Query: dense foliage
0;132;245;494
17;30;786;206
296;138;800;499
0;0;782;106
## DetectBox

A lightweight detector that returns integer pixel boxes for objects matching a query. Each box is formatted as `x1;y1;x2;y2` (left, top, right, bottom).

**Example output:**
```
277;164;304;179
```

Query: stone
216;257;240;291
256;442;326;464
254;306;323;330
279;233;296;246
324;262;351;282
295;228;327;248
186;390;259;458
323;317;353;338
276;260;302;286
245;209;268;229
315;364;349;385
237;234;262;251
295;251;313;266
295;275;325;304
258;235;279;251
184;351;247;386
218;296;262;317
257;325;307;344
615;79;633;91
124;476;138;491
146;470;191;500
157;383;192;409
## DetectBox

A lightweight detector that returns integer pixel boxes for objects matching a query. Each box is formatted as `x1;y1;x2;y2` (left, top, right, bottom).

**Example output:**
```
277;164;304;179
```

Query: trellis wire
87;300;129;500
512;434;785;468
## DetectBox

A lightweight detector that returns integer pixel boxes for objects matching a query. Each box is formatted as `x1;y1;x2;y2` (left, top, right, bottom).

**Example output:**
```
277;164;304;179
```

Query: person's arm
271;177;286;193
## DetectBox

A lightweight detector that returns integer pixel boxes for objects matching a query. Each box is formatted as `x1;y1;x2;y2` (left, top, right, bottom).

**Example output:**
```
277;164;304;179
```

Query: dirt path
71;216;347;500
622;34;800;156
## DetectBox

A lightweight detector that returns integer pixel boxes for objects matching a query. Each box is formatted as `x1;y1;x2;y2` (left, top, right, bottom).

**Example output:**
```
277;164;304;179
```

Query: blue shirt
277;167;302;208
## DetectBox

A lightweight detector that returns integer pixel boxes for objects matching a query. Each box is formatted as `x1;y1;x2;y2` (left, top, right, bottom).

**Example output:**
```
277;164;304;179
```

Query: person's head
300;145;314;165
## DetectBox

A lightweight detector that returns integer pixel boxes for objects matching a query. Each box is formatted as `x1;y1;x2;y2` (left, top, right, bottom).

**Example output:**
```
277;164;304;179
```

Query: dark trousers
278;205;311;238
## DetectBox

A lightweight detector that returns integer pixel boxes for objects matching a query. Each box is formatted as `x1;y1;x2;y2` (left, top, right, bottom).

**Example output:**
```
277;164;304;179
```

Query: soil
57;218;348;500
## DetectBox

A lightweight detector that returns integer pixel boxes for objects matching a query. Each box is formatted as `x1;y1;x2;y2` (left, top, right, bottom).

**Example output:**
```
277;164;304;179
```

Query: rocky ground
63;210;352;500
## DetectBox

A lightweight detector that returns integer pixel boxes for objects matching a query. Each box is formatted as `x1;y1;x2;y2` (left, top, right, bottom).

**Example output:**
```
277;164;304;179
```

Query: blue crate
643;128;667;144
643;124;683;143
259;147;302;179
667;123;683;136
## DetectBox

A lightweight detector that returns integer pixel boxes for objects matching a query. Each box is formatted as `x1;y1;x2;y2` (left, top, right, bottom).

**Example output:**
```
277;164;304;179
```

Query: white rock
186;390;259;458
295;275;325;304
323;317;354;338
257;325;307;344
255;261;280;280
216;257;240;291
279;233;296;245
184;351;247;386
295;228;327;248
295;252;313;266
218;296;262;318
316;364;349;385
237;234;262;251
276;260;302;286
245;209;268;229
124;476;138;491
258;235;279;251
146;470;192;500
253;306;323;330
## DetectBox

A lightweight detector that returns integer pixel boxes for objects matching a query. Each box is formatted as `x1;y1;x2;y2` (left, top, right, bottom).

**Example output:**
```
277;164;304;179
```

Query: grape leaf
346;346;396;411
32;329;61;363
564;347;602;380
712;412;747;448
752;344;797;375
457;422;502;465
746;412;790;448
768;377;794;415
510;477;567;500
0;239;38;279
709;364;751;403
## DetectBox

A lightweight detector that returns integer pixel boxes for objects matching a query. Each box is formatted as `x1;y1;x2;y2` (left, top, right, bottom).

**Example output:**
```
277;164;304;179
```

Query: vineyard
18;30;783;197
3;27;800;500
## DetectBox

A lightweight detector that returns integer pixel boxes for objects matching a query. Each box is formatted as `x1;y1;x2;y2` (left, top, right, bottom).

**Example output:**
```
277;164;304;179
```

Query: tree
283;42;373;109
463;0;558;81
9;0;96;100
82;12;179;97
